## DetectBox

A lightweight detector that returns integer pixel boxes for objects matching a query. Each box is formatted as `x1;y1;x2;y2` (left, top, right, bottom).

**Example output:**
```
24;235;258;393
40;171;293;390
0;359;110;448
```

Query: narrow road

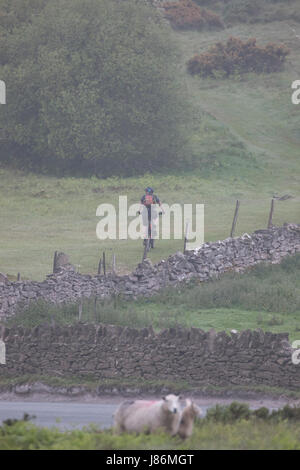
0;397;293;430
0;401;117;430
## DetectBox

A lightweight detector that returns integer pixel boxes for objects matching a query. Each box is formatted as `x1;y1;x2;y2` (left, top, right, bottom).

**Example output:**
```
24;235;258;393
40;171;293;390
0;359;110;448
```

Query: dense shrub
187;37;290;77
206;403;300;424
0;0;189;176
273;405;300;422
205;402;252;423
162;0;223;30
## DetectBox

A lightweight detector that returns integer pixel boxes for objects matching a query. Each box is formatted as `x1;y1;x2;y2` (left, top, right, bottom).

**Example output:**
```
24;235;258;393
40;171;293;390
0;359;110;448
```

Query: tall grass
6;296;184;331
156;254;300;314
6;255;300;341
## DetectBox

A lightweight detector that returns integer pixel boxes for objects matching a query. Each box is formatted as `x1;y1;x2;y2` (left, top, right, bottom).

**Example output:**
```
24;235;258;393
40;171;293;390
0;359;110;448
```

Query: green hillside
0;0;299;279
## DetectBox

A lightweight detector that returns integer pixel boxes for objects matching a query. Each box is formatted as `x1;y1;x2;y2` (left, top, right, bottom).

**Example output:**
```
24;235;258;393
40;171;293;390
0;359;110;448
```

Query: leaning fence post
267;198;275;229
53;251;58;273
230;200;240;238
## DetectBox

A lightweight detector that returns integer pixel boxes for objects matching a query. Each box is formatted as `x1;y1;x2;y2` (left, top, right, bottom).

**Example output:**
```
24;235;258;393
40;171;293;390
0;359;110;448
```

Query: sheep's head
162;394;181;414
185;399;202;419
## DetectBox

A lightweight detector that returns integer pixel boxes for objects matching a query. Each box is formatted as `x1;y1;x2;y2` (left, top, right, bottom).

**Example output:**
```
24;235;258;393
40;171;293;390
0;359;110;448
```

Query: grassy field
0;17;299;280
0;162;299;281
2;372;300;399
2;420;300;450
1;403;300;450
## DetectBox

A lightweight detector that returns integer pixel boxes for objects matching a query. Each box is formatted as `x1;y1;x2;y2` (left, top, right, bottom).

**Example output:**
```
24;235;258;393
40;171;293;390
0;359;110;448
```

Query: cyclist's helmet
145;187;154;194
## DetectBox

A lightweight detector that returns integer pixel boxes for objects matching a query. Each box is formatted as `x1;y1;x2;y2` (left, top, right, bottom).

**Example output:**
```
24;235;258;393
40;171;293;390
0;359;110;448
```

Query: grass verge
1;401;300;450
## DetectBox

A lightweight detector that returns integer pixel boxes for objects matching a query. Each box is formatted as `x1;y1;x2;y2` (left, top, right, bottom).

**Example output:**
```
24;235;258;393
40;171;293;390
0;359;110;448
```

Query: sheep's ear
162;396;166;401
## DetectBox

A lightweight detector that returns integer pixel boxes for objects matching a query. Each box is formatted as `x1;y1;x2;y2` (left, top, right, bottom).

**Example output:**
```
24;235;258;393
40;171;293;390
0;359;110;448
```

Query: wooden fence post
97;258;102;275
17;273;20;281
78;298;83;321
183;222;189;254
113;291;118;310
112;253;116;275
94;297;97;322
267;198;275;229
53;251;58;273
142;240;148;261
103;251;106;276
230;200;240;238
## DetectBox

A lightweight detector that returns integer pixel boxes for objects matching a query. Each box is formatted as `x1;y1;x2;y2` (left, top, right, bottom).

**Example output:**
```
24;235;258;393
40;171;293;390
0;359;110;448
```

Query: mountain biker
137;187;163;249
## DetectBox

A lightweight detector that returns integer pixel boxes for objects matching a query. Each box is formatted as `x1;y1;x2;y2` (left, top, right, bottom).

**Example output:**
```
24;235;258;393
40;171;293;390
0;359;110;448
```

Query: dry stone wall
1;324;299;390
0;223;299;319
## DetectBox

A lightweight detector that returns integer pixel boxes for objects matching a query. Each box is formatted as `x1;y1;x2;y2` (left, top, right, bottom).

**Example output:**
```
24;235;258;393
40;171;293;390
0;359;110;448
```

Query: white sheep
113;394;182;435
177;399;202;439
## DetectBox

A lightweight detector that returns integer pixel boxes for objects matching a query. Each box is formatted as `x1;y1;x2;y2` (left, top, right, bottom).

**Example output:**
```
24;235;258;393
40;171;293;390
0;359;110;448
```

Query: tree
0;0;188;176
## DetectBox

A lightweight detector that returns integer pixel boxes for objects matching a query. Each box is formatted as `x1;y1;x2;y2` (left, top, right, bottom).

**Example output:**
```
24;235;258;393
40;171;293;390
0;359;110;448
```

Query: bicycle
143;218;154;252
142;210;163;252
